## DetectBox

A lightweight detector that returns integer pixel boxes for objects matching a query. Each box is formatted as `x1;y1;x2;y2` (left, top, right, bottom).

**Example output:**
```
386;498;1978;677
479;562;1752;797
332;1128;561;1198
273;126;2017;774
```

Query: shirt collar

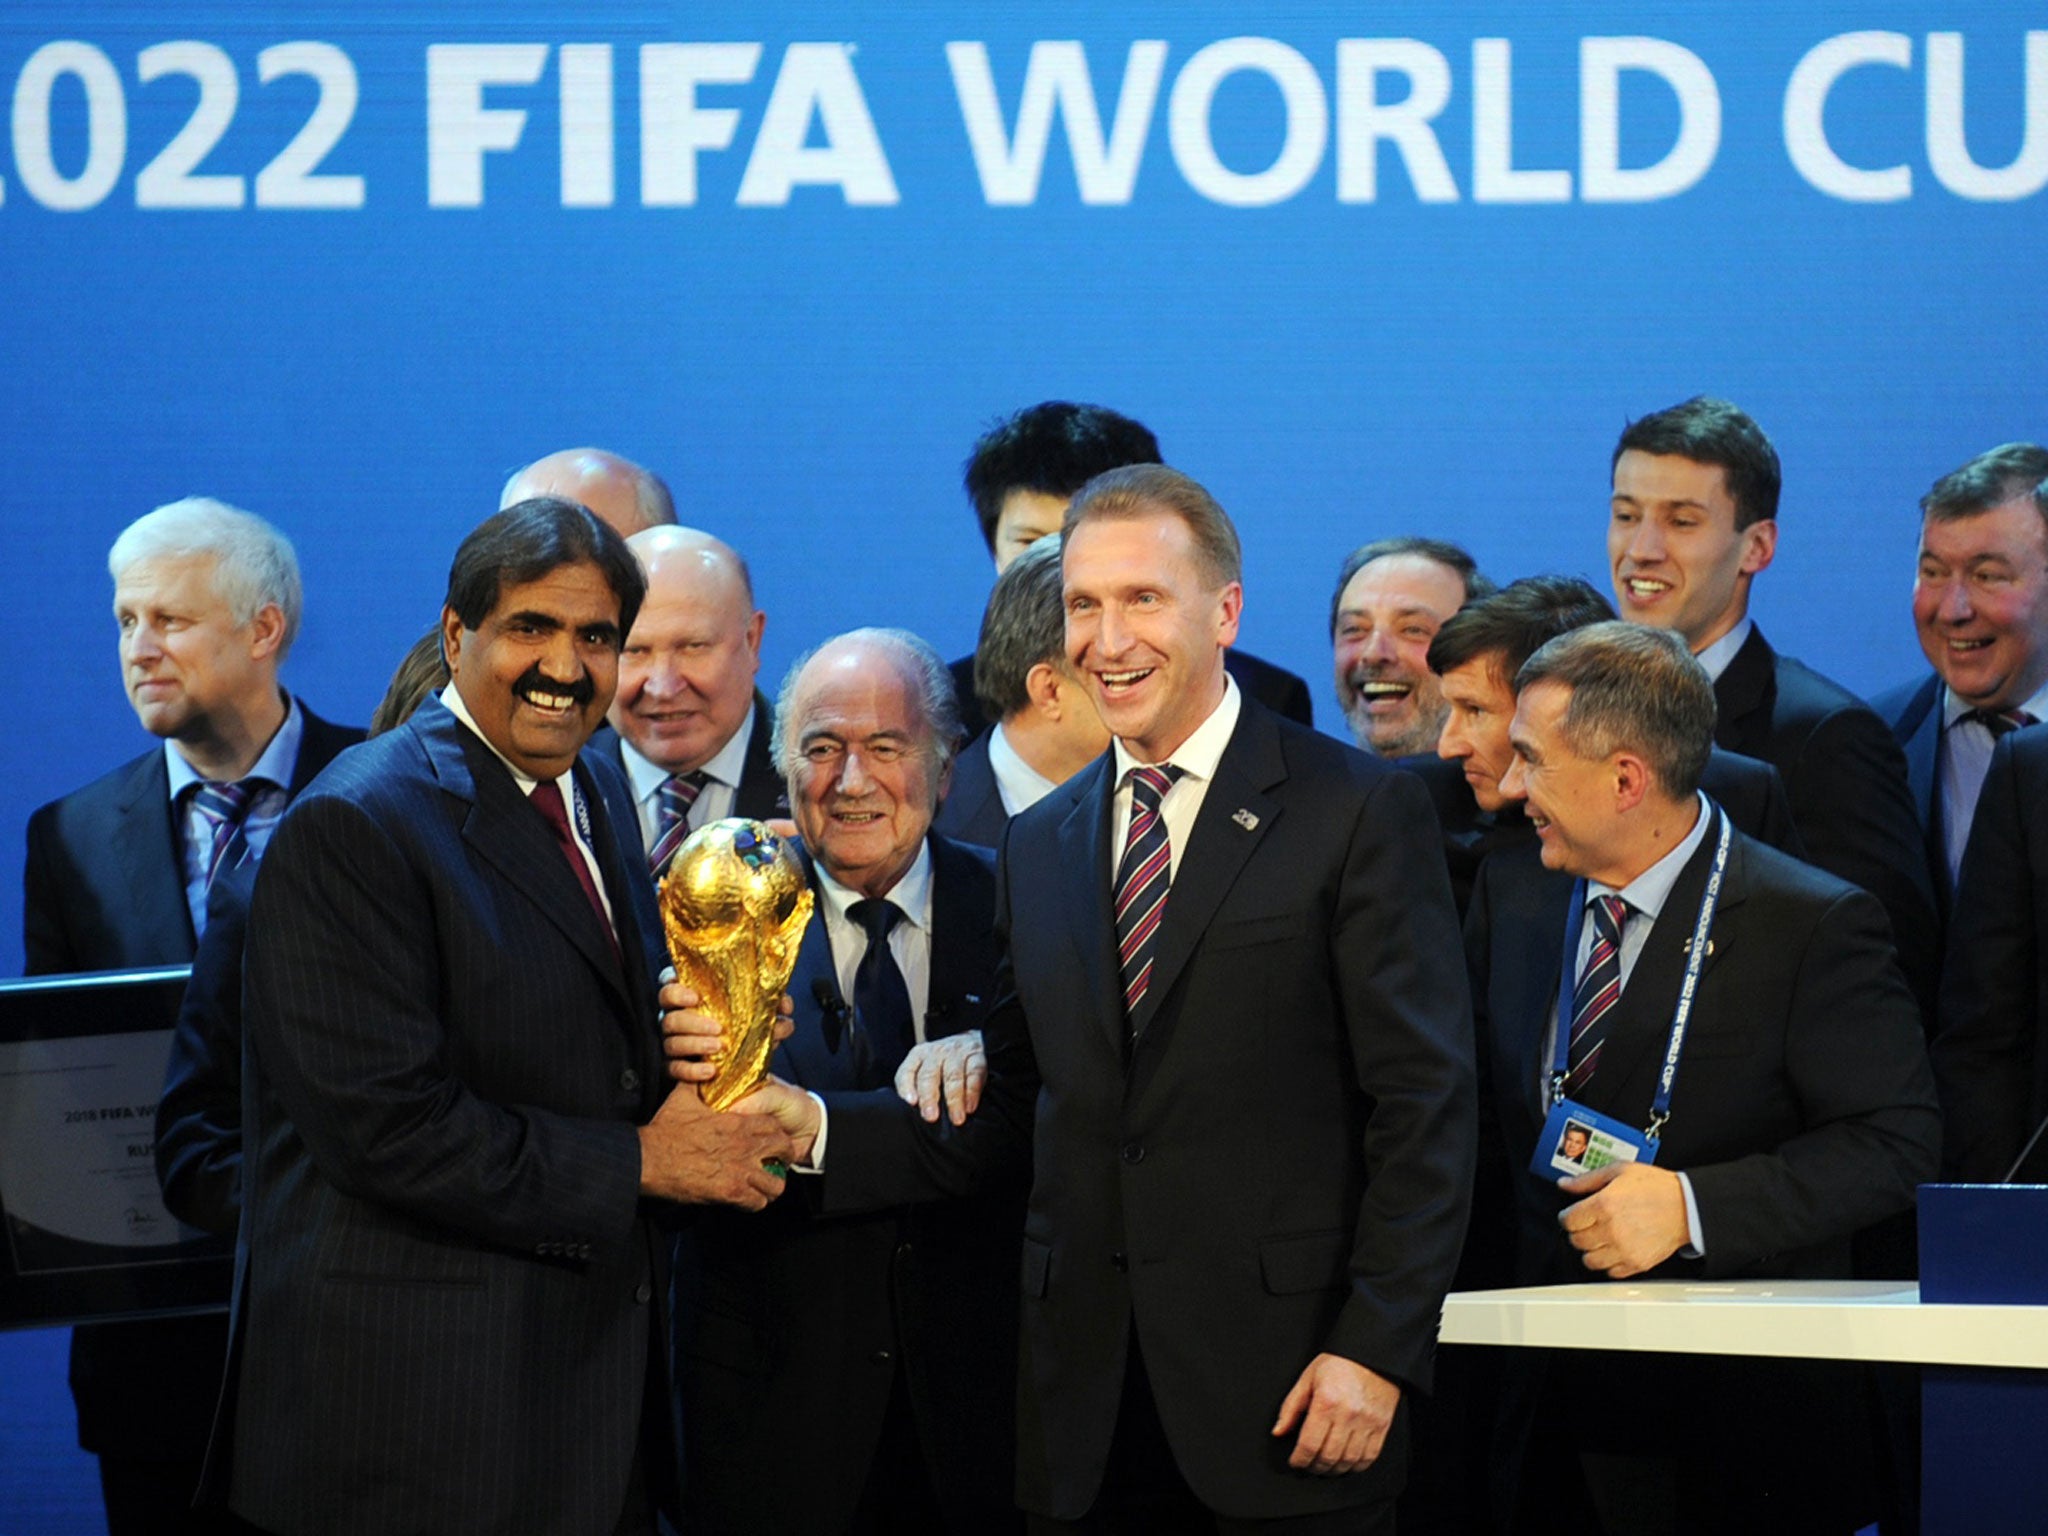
812;838;934;934
1592;791;1713;922
986;721;1057;802
1692;617;1754;684
1110;673;1242;788
164;691;304;800
622;707;756;806
1942;674;2048;730
438;683;574;801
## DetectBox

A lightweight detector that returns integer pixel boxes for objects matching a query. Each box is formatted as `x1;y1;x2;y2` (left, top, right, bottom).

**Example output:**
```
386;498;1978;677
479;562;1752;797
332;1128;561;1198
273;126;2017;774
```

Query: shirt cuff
795;1090;828;1174
1676;1170;1705;1257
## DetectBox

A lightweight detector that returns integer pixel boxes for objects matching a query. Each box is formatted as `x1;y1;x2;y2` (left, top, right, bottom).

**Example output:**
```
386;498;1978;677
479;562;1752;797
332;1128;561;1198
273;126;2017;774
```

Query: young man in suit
935;536;1109;850
1467;621;1938;1531
223;499;793;1536
1606;396;1941;1020
1872;443;2048;907
950;402;1315;738
588;524;788;876
22;496;361;1535
674;627;1026;1534
751;464;1476;1532
1328;536;1491;759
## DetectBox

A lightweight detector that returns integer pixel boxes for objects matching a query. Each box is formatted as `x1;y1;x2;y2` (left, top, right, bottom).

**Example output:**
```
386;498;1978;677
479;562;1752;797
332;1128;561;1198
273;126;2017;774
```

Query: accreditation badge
1532;1096;1660;1181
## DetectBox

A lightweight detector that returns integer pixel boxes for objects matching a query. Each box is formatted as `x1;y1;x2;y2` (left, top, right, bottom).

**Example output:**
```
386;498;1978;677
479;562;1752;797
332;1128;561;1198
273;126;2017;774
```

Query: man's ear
1739;519;1777;577
1611;751;1653;814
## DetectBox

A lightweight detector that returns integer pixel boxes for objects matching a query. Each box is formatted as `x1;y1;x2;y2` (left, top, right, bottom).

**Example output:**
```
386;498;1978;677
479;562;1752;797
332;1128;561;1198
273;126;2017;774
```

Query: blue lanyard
1549;804;1731;1141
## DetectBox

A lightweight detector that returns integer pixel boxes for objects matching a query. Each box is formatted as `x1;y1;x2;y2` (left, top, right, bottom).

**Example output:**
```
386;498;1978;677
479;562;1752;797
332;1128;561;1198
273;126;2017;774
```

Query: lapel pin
1681;937;1716;956
1232;808;1259;831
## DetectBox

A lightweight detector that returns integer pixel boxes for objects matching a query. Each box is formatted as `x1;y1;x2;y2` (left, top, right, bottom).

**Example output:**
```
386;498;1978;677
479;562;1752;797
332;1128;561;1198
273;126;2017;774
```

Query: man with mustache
1328;538;1491;758
220;498;793;1536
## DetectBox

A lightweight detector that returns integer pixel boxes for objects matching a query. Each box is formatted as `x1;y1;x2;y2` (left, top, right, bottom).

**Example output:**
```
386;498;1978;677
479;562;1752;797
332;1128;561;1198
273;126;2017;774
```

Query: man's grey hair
1515;621;1716;798
772;627;963;780
108;497;304;659
974;536;1068;722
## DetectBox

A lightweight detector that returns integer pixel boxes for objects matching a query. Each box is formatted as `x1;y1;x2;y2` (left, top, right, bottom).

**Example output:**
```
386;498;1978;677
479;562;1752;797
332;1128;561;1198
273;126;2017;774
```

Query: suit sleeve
1932;738;2039;1180
1785;706;1941;1021
1681;886;1941;1274
245;792;643;1259
21;804;76;975
154;863;254;1237
1322;768;1478;1392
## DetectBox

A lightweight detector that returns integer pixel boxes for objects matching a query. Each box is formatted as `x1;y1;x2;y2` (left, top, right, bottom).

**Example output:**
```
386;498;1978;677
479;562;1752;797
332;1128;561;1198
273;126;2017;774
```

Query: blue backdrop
4;2;2045;975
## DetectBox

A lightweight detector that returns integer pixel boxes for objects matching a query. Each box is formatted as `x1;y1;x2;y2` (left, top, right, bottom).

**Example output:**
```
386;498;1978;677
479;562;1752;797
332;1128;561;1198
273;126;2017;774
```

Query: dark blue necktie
849;898;913;1088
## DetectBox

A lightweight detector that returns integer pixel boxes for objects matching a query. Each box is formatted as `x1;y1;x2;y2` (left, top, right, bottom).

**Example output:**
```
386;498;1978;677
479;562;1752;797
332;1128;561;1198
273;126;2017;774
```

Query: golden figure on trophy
657;819;814;1112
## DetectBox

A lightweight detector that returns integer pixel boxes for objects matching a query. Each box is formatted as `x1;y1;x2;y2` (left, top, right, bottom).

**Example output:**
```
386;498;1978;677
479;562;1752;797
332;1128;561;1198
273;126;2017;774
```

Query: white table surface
1440;1281;2048;1369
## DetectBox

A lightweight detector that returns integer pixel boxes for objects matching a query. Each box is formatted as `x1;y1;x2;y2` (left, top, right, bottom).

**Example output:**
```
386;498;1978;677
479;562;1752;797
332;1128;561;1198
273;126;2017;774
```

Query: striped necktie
1961;706;2037;739
647;771;707;876
1565;895;1629;1097
190;778;258;889
1114;764;1184;1015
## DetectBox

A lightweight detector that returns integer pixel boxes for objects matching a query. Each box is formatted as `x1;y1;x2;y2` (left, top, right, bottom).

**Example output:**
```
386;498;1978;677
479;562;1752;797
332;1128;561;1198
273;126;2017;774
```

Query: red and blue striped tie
647;771;706;877
1565;895;1629;1096
1115;764;1184;1014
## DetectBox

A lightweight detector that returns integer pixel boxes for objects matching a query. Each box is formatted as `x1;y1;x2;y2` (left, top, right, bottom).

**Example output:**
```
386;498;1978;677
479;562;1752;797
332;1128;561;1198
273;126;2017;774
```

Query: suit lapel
1129;706;1283;1039
1712;628;1776;759
773;902;847;1091
1055;756;1126;1057
735;694;791;821
925;835;992;1040
577;758;656;1027
117;751;197;958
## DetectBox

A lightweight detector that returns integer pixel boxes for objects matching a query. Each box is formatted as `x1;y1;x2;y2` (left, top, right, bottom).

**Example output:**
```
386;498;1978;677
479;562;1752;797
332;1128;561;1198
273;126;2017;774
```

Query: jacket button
1111;1252;1128;1273
620;1068;641;1093
635;1282;653;1305
1121;1142;1145;1165
869;1349;893;1366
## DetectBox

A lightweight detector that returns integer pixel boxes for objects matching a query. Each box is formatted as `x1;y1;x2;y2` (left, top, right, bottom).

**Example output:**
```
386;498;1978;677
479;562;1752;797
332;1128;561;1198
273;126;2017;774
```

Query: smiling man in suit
1467;621;1938;1531
758;464;1476;1533
224;499;793;1536
23;496;361;1536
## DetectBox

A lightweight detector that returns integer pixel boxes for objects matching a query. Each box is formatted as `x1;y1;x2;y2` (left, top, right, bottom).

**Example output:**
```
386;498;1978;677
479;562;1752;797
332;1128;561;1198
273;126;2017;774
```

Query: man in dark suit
949;401;1314;738
1872;443;2048;909
223;499;794;1535
22;495;361;1535
1467;622;1938;1531
1329;536;1491;759
586;524;789;875
756;465;1475;1531
935;536;1108;850
1606;395;1940;1018
674;627;1025;1534
1933;724;2048;1180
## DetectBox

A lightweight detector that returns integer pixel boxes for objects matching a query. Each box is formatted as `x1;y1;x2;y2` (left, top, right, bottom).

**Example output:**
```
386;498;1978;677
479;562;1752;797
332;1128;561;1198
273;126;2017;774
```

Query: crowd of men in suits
20;397;2048;1535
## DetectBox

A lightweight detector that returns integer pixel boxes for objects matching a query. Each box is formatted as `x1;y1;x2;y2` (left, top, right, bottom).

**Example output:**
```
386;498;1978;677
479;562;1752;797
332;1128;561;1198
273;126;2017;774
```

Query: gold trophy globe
658;818;814;1111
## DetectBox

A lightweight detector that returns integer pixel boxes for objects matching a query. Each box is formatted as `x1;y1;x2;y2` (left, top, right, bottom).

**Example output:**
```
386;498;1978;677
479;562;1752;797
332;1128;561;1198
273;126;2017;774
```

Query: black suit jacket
225;697;677;1535
586;691;789;863
825;698;1476;1521
932;729;1008;849
674;833;1024;1533
947;647;1315;741
1872;671;1951;909
1465;807;1939;1287
20;704;360;1461
1932;724;2048;1179
1713;626;1941;1018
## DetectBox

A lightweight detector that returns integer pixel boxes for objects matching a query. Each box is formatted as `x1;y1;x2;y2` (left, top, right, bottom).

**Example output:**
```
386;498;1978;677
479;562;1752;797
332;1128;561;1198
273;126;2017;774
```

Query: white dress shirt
1939;675;2048;887
1108;674;1242;879
620;709;756;852
987;722;1059;818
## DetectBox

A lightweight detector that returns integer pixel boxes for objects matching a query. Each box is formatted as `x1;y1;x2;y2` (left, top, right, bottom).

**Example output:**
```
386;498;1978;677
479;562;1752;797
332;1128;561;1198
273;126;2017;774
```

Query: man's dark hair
964;402;1161;553
1516;622;1717;799
445;497;646;640
1612;396;1781;531
974;536;1068;721
1921;442;2048;530
1428;575;1617;682
1327;537;1494;637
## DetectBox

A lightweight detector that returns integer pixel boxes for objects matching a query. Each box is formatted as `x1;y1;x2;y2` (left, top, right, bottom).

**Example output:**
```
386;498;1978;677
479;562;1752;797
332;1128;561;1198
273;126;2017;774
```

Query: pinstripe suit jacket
226;696;675;1536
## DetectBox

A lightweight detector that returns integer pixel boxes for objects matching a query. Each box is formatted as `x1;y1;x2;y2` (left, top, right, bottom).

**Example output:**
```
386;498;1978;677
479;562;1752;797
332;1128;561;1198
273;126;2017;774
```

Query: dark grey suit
931;730;1007;850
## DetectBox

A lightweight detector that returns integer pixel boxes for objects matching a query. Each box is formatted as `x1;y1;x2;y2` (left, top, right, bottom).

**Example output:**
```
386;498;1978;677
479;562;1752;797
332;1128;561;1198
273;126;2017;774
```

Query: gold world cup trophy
658;818;814;1112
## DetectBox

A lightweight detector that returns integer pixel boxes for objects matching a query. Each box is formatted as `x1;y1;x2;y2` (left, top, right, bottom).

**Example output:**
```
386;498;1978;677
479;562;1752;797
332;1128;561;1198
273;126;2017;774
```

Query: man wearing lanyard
1467;622;1939;1534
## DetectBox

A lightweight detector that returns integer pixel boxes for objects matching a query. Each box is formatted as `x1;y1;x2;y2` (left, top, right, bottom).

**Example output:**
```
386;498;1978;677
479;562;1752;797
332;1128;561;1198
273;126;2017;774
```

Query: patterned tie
530;779;619;961
190;778;258;889
1961;707;2038;739
848;898;914;1088
1114;764;1185;1015
647;771;707;877
1565;895;1629;1097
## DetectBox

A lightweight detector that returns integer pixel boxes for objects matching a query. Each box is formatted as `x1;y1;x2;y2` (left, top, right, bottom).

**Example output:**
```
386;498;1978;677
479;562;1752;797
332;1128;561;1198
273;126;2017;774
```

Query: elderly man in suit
1606;396;1940;1020
936;536;1108;850
1873;444;2048;908
747;464;1476;1533
23;496;360;1535
588;524;788;876
673;627;1026;1535
223;499;793;1536
1466;621;1938;1531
